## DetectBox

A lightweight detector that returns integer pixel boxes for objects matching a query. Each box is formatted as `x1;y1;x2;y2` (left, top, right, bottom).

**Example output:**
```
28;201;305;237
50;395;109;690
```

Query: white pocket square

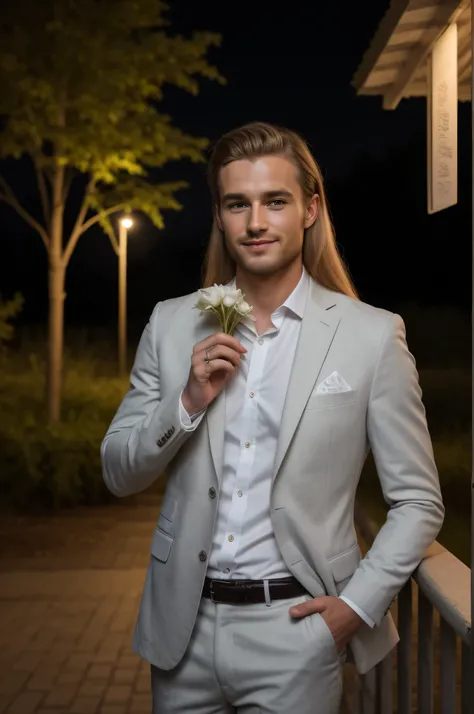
316;371;352;395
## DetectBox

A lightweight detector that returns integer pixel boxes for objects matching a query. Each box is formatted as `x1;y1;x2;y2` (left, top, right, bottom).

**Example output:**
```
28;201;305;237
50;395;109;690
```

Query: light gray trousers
151;590;345;713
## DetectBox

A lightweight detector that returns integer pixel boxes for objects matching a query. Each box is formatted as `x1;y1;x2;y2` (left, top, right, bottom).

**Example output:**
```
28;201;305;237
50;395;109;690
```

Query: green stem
227;308;241;335
212;303;229;333
221;304;230;333
224;309;233;334
209;303;244;335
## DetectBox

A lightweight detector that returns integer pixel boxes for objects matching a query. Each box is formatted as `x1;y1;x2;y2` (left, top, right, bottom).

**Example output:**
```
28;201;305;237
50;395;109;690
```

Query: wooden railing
344;507;472;713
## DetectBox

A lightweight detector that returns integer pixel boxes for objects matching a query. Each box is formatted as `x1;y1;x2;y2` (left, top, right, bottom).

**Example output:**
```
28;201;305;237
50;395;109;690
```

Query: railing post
462;641;471;714
440;618;456;714
418;590;434;713
398;582;413;714
354;505;472;714
377;654;393;714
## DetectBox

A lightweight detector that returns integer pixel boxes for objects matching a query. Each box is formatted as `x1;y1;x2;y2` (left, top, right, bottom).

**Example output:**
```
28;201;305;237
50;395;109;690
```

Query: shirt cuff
179;390;206;431
340;596;375;628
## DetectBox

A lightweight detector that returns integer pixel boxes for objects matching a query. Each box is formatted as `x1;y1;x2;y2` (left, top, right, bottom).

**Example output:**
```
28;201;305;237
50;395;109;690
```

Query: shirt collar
227;266;309;321
280;265;308;319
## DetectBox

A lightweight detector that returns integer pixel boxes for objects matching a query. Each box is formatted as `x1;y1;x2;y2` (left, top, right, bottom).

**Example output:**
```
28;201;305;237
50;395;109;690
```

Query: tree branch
33;159;51;230
63;197;125;266
79;203;127;236
62;176;96;266
0;175;49;251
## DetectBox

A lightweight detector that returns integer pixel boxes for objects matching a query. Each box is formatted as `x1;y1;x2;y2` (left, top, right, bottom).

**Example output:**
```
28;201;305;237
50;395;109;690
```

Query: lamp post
118;216;133;376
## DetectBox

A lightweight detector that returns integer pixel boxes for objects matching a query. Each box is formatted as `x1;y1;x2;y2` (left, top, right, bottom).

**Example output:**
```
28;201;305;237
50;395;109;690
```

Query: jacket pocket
328;544;361;587
306;390;358;410
151;528;174;563
157;495;177;535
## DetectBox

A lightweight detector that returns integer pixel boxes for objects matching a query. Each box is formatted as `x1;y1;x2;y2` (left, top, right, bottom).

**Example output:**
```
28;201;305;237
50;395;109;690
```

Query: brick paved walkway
0;493;161;714
0;493;391;714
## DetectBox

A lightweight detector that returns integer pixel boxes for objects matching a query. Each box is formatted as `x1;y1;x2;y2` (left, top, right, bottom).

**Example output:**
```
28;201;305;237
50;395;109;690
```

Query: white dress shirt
179;267;374;627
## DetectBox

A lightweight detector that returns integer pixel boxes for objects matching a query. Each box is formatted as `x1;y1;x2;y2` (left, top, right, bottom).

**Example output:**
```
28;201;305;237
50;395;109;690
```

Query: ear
304;194;319;229
215;205;223;232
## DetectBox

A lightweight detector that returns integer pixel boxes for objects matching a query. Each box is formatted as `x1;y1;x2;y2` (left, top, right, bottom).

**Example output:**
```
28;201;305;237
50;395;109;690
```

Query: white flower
223;289;243;308
195;285;221;310
235;299;253;316
194;284;255;334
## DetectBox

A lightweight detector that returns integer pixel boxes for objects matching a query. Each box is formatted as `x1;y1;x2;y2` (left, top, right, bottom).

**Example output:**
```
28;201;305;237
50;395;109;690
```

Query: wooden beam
458;48;472;81
352;0;411;92
383;0;469;109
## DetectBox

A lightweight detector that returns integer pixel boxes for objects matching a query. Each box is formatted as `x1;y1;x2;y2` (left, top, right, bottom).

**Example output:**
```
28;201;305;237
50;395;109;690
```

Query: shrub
0;292;23;350
0;348;129;509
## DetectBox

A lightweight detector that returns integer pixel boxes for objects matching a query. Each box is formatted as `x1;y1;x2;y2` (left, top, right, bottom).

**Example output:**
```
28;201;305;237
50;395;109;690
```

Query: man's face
216;155;318;277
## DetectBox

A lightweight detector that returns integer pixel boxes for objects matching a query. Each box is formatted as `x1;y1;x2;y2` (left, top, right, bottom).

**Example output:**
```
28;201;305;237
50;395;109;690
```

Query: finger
201;344;243;368
196;332;247;355
211;332;247;351
204;358;236;376
191;345;241;372
290;597;327;618
192;354;237;376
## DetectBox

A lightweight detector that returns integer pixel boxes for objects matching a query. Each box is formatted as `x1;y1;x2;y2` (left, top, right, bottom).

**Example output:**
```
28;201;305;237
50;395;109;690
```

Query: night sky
0;0;471;341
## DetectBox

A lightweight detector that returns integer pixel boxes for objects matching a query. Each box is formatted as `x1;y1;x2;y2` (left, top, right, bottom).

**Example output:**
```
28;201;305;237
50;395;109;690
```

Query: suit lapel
206;389;226;483
199;279;343;485
272;280;343;485
182;296;227;483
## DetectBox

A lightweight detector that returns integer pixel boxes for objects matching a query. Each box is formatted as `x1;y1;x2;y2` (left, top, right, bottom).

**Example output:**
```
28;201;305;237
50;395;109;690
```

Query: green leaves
89;177;187;239
0;0;225;424
0;0;224;239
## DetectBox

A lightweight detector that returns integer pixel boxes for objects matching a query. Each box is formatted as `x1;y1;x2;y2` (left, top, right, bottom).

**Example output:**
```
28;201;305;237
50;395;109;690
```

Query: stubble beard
229;241;303;279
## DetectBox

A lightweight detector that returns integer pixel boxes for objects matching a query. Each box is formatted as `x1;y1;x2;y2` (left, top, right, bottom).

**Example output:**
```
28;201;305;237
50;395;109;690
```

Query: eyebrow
222;189;294;203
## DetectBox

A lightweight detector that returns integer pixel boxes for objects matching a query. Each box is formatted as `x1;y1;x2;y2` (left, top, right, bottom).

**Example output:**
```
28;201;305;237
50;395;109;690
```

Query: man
101;122;444;713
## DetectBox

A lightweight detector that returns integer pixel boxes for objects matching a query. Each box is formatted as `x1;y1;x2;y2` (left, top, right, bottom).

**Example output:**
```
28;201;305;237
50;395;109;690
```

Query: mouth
242;239;277;251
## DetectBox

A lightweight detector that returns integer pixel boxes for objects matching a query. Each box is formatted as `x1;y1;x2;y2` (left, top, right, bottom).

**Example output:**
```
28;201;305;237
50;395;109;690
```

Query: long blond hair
202;121;358;299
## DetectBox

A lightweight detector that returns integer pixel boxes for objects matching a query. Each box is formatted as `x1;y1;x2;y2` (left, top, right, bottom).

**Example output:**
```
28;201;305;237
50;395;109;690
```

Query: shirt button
249;391;255;398
244;441;251;448
258;338;264;345
224;568;230;573
208;487;216;499
237;490;243;497
228;535;234;542
199;550;207;562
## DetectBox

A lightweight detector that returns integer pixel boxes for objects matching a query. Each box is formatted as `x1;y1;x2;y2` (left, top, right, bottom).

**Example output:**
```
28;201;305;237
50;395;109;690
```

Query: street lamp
118;216;133;376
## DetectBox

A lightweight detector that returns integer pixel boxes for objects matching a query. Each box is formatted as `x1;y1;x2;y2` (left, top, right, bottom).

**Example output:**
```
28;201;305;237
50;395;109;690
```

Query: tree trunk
47;258;65;423
47;166;65;424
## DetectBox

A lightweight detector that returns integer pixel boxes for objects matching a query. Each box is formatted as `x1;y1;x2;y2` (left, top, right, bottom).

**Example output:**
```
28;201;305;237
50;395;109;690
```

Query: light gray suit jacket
101;278;444;675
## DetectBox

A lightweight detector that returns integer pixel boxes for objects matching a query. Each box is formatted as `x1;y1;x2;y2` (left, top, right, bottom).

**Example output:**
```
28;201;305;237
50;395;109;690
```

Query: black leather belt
202;575;307;604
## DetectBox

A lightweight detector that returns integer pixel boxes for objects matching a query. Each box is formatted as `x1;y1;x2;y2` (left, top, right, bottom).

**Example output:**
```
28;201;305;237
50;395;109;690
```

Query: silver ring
204;347;211;365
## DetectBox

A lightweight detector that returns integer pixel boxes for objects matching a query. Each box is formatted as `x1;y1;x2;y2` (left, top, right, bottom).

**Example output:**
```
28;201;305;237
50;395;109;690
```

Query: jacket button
199;550;207;562
208;487;216;499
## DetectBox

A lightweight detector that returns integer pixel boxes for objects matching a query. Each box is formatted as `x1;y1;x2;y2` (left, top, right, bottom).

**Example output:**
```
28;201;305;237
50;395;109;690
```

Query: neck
235;259;303;319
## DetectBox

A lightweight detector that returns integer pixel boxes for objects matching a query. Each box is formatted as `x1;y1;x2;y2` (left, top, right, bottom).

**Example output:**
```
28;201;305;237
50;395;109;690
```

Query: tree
0;0;223;422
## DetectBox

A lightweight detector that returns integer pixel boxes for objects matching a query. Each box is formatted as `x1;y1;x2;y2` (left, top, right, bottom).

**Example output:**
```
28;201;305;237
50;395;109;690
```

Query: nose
247;203;268;237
